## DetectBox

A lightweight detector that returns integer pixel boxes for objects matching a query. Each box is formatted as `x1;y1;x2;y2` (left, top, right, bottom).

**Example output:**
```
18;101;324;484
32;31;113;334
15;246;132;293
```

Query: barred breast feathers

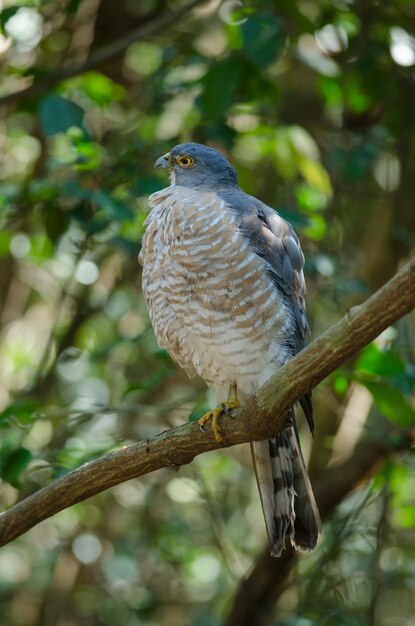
139;185;294;394
143;185;237;243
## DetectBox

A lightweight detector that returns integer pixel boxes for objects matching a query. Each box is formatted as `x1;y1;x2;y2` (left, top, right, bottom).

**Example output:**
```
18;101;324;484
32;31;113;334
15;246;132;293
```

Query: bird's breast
140;186;292;391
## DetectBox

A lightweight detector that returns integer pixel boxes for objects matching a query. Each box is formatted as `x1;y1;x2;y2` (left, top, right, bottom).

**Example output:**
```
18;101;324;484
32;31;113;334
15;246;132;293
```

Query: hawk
139;142;321;556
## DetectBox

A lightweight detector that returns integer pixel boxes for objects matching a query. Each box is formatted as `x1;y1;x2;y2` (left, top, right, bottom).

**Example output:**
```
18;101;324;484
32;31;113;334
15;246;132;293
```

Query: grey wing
219;189;313;433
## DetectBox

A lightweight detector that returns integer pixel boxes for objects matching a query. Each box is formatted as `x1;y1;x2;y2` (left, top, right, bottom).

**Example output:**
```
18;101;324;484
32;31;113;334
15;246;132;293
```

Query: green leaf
41;205;70;242
296;183;328;212
72;139;105;172
303;214;327;241
200;58;242;120
241;13;283;67
72;71;126;105
393;505;415;529
0;231;11;256
332;370;349;395
38;95;87;137
318;76;343;107
344;74;372;114
355;344;405;377
362;380;415;427
62;72;125;108
296;157;333;196
0;6;20;29
0;400;37;426
60;183;134;224
0;446;32;487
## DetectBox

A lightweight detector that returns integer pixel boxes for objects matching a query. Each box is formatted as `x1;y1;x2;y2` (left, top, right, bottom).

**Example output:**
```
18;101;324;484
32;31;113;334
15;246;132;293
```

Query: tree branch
0;0;205;107
0;257;414;547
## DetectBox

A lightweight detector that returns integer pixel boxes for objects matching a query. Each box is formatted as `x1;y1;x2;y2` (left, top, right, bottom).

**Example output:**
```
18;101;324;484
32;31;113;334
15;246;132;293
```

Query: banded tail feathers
250;424;321;557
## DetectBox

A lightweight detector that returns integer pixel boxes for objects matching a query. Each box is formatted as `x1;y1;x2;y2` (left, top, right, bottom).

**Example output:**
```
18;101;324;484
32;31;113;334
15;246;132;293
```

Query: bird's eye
177;155;195;168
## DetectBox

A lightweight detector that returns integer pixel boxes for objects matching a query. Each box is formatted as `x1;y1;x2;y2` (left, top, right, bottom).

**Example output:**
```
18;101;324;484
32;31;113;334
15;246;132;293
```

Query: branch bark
0;0;205;107
0;257;414;547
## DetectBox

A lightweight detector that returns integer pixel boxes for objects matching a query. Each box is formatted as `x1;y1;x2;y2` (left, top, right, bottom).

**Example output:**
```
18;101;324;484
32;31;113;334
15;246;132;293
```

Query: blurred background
0;0;415;625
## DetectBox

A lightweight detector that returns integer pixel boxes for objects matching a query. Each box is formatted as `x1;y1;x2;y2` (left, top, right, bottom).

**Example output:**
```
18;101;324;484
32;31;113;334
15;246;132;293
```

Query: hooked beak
154;152;171;169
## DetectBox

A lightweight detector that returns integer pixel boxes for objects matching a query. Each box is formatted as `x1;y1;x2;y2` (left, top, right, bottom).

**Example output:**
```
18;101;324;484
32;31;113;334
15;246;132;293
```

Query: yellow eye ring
177;155;195;168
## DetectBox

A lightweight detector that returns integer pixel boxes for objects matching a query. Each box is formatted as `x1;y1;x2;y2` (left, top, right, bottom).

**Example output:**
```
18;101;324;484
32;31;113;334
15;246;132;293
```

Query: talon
221;402;231;417
198;410;213;431
197;394;241;444
221;398;240;419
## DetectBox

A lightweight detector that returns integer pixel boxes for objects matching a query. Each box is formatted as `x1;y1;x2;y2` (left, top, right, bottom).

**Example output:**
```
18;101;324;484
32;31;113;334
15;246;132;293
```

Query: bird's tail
250;420;321;557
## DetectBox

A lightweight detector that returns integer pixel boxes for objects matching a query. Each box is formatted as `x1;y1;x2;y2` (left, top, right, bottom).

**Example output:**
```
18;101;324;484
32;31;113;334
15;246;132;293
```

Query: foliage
0;0;414;625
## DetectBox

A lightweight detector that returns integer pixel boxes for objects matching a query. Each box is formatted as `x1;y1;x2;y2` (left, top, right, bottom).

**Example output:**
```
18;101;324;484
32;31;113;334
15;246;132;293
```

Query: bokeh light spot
373;153;401;192
75;260;99;285
315;24;348;54
0;550;31;583
166;477;200;503
5;8;43;52
189;554;221;583
72;533;102;564
390;27;415;67
10;233;31;258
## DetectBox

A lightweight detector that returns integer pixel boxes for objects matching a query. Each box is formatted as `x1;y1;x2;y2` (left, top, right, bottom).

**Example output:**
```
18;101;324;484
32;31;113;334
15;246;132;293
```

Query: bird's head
154;142;239;190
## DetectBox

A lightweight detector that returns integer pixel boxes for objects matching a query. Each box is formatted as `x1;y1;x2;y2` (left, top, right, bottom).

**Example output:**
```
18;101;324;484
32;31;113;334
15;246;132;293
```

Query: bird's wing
220;188;319;555
219;189;313;432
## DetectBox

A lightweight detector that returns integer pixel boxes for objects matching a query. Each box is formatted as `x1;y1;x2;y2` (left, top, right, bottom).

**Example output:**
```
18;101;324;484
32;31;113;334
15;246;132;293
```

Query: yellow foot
198;397;241;443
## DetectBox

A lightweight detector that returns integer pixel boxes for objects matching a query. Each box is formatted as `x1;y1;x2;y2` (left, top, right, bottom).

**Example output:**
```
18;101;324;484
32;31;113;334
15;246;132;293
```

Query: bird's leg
222;383;240;418
198;383;241;443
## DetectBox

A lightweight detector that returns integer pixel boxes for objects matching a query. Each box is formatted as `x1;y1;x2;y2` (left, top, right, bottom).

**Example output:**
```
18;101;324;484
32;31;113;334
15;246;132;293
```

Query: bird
138;142;321;556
